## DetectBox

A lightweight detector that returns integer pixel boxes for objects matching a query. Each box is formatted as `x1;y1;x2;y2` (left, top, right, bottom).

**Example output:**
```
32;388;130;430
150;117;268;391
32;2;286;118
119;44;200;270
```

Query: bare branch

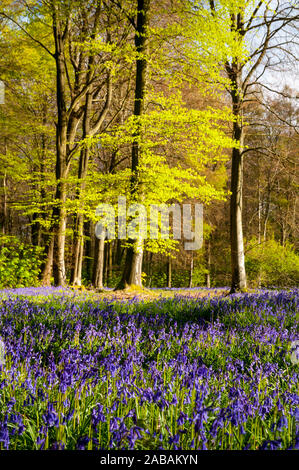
0;11;55;58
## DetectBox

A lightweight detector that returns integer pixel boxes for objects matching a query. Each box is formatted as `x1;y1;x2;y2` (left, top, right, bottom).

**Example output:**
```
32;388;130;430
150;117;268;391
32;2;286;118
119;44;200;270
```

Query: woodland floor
76;286;229;302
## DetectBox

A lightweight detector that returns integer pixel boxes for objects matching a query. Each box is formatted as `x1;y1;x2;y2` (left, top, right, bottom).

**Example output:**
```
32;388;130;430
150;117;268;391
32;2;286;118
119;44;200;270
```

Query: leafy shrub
192;265;209;286
245;238;299;287
0;235;43;288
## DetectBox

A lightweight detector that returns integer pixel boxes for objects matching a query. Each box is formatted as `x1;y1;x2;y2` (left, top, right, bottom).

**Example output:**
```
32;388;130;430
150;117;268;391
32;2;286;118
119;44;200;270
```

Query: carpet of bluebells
0;287;298;450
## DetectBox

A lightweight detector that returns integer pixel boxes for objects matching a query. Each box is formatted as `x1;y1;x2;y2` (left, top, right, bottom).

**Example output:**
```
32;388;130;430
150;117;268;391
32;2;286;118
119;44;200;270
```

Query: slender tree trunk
1;139;7;236
105;242;113;286
228;62;247;293
115;239;124;266
51;3;105;285
71;172;88;286
72;224;84;285
84;220;93;284
230;126;246;292
263;182;271;241
38;113;55;283
52;176;67;286
148;252;153;287
189;252;193;288
1;173;7;236
116;0;150;289
70;213;84;286
257;165;262;288
52;10;69;286
103;242;108;285
70;93;92;286
205;238;211;288
167;256;172;288
108;241;113;284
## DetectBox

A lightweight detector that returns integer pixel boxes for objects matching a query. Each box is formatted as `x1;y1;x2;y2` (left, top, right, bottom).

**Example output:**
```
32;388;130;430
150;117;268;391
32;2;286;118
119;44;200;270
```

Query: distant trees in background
0;0;298;290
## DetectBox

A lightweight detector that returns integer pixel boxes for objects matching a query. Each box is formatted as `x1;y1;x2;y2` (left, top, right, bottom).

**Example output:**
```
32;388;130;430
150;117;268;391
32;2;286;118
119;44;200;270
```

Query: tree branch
0;11;55;58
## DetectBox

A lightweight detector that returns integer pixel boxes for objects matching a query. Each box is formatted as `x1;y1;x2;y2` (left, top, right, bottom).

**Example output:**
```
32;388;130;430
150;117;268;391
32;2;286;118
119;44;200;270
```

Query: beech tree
107;0;238;289
1;0;297;290
204;0;299;292
116;0;151;288
1;1;122;285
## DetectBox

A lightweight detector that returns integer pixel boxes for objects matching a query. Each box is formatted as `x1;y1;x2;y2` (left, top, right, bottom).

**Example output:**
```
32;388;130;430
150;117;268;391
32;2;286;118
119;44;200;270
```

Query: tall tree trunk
189;252;193;288
119;238;144;287
263;175;271;242
0;173;7;236
257;164;262;288
84;220;93;284
116;0;150;289
205;238;211;288
92;236;105;289
51;2;106;285
230;121;246;292
52;175;67;286
70;93;92;286
148;252;153;287
228;59;247;293
115;239;124;266
52;9;69;286
39;113;55;283
69;3;105;285
167;256;172;288
1;139;7;236
41;237;54;286
108;241;113;285
1;176;7;236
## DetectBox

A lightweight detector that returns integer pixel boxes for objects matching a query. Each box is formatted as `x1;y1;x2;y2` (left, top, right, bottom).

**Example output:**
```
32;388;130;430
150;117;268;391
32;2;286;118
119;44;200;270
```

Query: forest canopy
0;0;298;291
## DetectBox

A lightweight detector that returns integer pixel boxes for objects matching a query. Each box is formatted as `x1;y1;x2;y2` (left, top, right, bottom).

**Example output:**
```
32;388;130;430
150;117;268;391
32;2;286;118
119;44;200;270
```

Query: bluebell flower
277;414;288;431
76;436;90;450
